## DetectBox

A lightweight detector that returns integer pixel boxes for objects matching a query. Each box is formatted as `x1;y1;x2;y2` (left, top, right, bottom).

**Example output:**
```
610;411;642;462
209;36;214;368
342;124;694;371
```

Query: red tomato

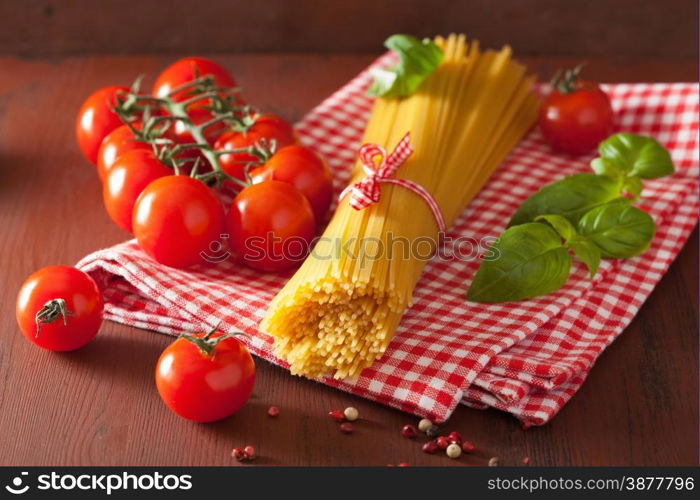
76;85;129;165
16;266;103;351
251;145;333;223
227;181;316;271
152;57;237;102
133;176;225;269
103;150;172;233
96;123;150;181
215;114;297;182
539;73;614;155
155;328;255;422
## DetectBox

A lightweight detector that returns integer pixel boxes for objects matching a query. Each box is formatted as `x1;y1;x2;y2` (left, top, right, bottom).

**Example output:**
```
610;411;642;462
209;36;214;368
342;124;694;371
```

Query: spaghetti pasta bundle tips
261;34;539;379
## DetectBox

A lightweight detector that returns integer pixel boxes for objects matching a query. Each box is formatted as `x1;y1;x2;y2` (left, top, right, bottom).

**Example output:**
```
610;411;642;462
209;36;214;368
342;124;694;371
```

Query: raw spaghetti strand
261;34;539;379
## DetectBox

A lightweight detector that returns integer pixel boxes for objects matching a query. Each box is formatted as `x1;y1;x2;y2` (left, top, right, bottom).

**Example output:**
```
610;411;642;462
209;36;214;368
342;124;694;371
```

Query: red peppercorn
267;406;279;417
231;447;246;461
522;456;530;465
386;463;395;466
397;462;410;467
448;431;462;444
521;421;532;430
401;424;417;439
339;422;354;434
329;409;345;421
436;436;450;450
243;445;256;460
422;441;439;454
462;441;475;453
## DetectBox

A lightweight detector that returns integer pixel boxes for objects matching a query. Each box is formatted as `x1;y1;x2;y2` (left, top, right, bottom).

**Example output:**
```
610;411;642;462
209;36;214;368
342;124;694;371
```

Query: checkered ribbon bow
340;132;446;232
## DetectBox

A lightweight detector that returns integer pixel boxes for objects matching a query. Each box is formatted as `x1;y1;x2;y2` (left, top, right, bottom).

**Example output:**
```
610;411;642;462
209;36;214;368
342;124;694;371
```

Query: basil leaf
467;223;572;303
367;34;443;98
535;214;576;242
509;173;623;226
568;237;601;277
596;133;675;179
590;157;621;177
577;199;656;258
623;175;644;199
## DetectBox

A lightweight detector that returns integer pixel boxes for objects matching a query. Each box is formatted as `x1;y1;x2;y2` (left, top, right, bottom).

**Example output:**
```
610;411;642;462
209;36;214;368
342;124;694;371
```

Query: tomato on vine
539;66;614;155
76;85;129;165
16;266;103;351
251;144;333;224
227;180;316;271
215;113;296;182
97;123;151;180
155;325;255;422
103;150;172;233
132;175;226;269
152;57;239;103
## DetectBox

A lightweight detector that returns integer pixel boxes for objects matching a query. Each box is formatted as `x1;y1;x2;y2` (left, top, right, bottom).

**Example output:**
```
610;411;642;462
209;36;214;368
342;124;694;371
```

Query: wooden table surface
0;54;697;467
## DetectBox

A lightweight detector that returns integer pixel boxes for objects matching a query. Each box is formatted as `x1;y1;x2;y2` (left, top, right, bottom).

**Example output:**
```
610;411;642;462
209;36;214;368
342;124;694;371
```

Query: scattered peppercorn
344;407;359;421
446;443;462;459
522;456;530;465
267;406;279;417
339;422;354;434
397;462;410;467
422;441;439;454
425;425;440;438
328;409;345;421
418;418;432;432
521;421;532;430
436;436;450;450
401;424;417;439
462;441;475;454
488;457;499;467
231;447;246;461
243;445;256;460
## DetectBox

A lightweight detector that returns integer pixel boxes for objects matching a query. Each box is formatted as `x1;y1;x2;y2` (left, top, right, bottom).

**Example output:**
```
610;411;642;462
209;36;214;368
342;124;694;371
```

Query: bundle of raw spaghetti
261;34;539;379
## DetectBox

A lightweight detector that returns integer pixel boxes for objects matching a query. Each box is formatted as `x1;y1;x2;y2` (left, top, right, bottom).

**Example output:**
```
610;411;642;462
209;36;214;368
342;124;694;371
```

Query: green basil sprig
467;133;673;303
510;133;675;227
367;34;443;98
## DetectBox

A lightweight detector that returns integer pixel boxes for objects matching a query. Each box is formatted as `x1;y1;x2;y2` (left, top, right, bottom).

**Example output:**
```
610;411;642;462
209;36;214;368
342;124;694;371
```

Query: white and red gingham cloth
77;54;699;425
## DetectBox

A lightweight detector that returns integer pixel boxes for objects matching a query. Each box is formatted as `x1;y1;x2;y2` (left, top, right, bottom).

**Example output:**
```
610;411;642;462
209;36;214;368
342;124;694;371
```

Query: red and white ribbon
339;132;445;233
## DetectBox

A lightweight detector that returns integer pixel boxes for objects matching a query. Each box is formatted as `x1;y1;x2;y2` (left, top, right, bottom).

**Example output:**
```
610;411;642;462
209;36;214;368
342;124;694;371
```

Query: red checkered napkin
77;53;699;425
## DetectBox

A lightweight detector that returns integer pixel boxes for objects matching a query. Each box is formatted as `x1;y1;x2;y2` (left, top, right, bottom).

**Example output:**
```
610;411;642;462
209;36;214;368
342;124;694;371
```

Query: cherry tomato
103;150;172;233
155;328;255;422
215;114;296;182
76;85;129;165
539;68;614;155
152;57;237;102
227;181;316;271
251;145;333;223
16;266;103;351
96;123;150;181
133;176;225;269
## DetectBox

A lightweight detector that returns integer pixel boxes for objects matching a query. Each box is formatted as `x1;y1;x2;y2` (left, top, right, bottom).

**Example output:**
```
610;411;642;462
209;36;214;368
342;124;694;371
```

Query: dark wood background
0;1;697;467
0;0;697;58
